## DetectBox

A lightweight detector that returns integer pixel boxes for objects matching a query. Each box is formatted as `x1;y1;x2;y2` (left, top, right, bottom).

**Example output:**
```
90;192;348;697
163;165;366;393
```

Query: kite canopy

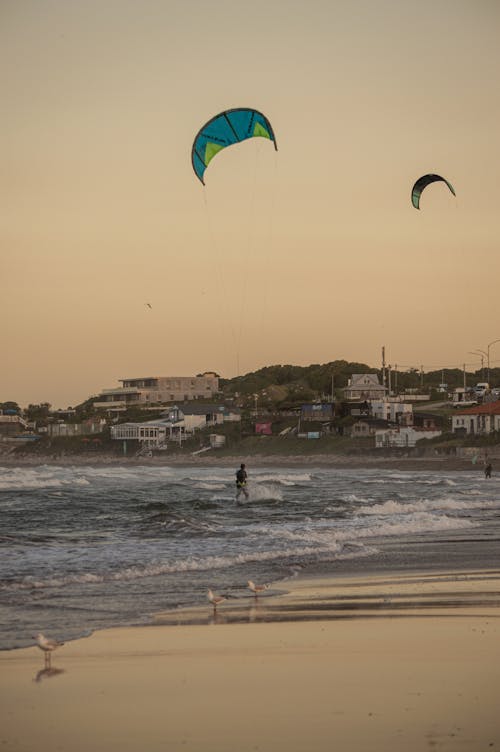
191;108;277;184
411;174;456;209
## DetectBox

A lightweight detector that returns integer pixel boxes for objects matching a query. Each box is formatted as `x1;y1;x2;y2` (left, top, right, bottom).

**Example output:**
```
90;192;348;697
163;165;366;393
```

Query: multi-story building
343;374;387;401
94;372;220;411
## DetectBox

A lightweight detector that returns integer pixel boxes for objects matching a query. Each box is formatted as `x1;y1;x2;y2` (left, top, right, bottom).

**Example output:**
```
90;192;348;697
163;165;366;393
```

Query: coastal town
2;362;500;460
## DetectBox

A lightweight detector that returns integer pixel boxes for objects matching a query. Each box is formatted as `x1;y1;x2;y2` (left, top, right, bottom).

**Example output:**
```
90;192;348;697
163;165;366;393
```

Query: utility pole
388;365;392;395
394;364;398;393
420;365;424;390
487;339;500;384
382;346;386;388
463;363;466;390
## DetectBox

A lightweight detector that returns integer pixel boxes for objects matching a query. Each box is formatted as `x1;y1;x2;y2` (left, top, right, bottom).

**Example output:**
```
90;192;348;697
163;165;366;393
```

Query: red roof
455;400;500;416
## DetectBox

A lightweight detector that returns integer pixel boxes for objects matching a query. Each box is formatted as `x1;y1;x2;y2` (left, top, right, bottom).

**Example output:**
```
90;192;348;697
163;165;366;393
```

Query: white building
111;419;172;447
452;401;500;435
375;426;441;448
110;404;240;447
344;374;387;401
94;372;220;411
370;400;413;424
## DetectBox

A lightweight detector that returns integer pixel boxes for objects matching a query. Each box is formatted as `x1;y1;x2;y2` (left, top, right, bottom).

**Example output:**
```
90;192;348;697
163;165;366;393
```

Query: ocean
1;462;499;650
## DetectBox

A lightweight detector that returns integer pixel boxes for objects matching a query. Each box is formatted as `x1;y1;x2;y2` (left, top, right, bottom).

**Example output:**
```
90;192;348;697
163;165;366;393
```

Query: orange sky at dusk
2;0;500;407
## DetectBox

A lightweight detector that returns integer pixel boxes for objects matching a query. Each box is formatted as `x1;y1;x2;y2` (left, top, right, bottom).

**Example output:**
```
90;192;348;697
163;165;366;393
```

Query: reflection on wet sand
34;665;65;683
153;574;500;628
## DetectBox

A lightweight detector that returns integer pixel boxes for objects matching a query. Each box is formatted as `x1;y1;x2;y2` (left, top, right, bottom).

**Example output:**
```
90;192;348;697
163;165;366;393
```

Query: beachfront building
110;403;239;448
369;399;413;425
111;419;172;448
48;418;106;437
163;404;240;430
343;374;387;401
375;426;442;448
93;372;220;411
452;401;500;435
349;418;389;437
300;404;334;421
0;413;29;437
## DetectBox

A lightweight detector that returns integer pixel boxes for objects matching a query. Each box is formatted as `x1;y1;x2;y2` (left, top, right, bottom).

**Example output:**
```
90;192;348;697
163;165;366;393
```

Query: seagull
33;632;64;666
247;580;269;596
145;303;152;309
207;589;227;610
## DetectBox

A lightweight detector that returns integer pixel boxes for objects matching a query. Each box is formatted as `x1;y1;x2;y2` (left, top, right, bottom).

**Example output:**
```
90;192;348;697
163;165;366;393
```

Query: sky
2;0;500;408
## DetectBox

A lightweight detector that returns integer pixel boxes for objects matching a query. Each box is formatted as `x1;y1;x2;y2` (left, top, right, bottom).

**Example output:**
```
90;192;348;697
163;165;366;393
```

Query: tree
0;401;20;414
25;403;51;422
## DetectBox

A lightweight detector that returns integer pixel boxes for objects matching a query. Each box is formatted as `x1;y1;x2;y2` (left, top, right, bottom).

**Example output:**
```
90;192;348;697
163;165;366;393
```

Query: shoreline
0;451;483;471
2;568;499;751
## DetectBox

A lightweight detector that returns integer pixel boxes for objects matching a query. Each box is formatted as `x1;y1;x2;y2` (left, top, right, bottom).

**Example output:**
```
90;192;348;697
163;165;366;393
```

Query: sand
1;570;499;752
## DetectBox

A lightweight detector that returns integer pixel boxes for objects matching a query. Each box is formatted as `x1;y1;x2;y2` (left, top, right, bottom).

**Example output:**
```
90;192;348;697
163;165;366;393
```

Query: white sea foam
261;511;475;549
0;464;185;491
253;473;312;485
360;497;499;515
193;482;227;490
361;476;457;487
2;543;345;590
187;474;228;483
237;483;284;502
0;468;90;490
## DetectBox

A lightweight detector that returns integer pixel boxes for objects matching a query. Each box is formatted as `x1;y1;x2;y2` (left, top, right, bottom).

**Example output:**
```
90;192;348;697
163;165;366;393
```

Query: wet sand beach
1;569;499;752
0;449;488;472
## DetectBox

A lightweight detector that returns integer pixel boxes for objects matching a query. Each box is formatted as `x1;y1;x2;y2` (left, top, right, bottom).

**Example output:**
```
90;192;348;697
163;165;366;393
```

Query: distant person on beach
236;463;249;500
485;462;492;479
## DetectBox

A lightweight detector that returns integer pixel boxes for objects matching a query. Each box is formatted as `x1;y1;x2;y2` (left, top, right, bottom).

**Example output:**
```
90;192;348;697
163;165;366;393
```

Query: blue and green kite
192;108;277;184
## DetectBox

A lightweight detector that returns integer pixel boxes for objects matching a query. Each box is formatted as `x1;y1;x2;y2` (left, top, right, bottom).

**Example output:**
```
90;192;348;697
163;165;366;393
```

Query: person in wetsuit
236;463;249;500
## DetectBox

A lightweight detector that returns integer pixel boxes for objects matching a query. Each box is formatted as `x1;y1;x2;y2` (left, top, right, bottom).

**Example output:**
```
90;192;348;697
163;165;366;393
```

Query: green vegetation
5;359;500;460
220;362;500;409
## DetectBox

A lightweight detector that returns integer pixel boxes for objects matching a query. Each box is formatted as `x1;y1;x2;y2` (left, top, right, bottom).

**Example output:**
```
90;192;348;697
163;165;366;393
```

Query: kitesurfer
236;463;249;500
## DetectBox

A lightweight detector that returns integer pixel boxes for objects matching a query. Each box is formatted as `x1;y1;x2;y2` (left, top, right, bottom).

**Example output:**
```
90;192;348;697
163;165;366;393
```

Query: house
0;413;28;437
164;404;241;432
344;374;387;401
344;400;370;418
48;418;106;438
111;419;172;447
94;372;220;411
412;413;440;430
452;400;500;435
375;426;442;448
110;403;240;447
349;418;389;437
369;400;413;425
300;404;334;421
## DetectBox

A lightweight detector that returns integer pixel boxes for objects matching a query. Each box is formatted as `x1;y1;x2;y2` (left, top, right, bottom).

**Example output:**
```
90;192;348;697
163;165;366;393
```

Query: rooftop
454;400;500;416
